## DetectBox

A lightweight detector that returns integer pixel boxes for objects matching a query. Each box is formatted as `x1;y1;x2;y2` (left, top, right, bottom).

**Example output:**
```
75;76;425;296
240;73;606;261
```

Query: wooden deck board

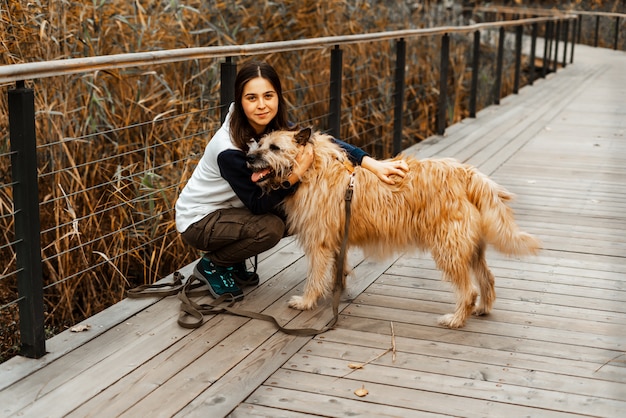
1;43;625;417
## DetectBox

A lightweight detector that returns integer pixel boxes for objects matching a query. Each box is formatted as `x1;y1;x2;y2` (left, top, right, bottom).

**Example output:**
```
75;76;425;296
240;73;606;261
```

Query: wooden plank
318;328;626;382
338;310;623;368
384;263;626;303
362;282;626;330
316;324;626;384
393;244;626;278
230;403;324;418
262;368;578;417
343;300;624;353
286;346;626;409
336;315;626;385
391;250;626;290
245;384;441;418
168;255;399;417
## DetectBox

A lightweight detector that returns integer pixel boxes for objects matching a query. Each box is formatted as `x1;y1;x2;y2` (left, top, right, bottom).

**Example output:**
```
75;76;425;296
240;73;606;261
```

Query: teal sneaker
231;258;259;287
193;257;243;301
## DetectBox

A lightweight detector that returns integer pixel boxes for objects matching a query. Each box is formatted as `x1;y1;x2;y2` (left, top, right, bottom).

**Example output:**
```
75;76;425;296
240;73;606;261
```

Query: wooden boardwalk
1;43;625;417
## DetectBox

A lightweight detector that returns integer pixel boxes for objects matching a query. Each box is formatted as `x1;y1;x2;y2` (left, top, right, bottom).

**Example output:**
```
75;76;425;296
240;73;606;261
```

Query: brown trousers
180;207;286;266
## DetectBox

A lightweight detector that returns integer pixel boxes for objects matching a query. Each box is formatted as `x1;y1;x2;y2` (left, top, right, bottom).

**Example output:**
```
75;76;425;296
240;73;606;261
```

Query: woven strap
126;266;343;334
126;271;206;298
176;275;339;335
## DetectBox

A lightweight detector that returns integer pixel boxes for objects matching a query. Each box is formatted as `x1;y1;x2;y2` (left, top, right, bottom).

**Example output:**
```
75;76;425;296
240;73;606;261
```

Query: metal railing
475;6;625;51
1;8;609;360
573;10;625;50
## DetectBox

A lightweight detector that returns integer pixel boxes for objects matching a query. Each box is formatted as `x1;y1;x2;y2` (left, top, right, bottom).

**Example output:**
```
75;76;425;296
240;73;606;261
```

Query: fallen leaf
70;324;91;332
354;385;369;397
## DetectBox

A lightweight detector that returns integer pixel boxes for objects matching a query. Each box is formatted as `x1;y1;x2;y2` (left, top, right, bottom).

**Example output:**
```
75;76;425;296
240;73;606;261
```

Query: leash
328;171;355;326
127;172;355;336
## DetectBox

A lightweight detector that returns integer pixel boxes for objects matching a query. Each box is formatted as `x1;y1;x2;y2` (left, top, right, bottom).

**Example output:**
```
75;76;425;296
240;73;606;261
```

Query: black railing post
8;81;46;359
513;25;523;94
553;20;560;73
529;22;538;85
392;38;406;156
571;18;577;64
577;15;583;44
469;30;480;118
437;33;449;135
562;20;569;68
328;45;343;139
494;26;505;105
594;15;600;47
220;57;237;124
542;21;550;78
614;17;620;50
547;20;553;73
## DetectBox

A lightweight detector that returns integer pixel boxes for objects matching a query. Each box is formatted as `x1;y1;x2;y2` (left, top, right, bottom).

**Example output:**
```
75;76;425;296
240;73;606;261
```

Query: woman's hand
361;156;409;185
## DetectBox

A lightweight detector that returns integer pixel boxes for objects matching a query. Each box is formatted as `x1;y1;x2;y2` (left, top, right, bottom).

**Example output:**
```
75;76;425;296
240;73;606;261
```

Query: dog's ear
294;127;312;145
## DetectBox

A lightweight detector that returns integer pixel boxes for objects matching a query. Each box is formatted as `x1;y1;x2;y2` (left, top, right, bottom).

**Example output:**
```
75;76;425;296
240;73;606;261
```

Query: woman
175;61;408;301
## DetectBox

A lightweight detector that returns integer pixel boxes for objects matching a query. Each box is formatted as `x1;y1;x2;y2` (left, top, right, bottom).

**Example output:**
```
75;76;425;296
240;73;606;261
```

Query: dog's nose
246;153;257;163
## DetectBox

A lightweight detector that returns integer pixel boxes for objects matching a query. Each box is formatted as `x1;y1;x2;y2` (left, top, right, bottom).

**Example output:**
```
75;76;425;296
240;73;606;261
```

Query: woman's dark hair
230;61;291;152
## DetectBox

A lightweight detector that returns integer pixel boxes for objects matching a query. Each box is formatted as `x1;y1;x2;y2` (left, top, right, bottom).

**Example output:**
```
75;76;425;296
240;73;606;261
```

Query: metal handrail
567;10;626;18
0;16;572;85
474;5;626;19
473;6;625;51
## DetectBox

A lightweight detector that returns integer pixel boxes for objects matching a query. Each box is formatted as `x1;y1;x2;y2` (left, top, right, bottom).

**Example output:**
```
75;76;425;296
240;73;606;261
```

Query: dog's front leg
288;246;335;310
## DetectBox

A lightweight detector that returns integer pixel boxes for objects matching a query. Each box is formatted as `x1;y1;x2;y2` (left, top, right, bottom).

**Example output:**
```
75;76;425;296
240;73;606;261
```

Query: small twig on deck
594;352;626;373
347;347;392;371
339;321;397;381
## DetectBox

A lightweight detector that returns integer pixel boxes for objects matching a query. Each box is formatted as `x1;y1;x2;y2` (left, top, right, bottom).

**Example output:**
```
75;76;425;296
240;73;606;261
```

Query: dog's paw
288;295;316;310
438;314;465;329
472;305;490;316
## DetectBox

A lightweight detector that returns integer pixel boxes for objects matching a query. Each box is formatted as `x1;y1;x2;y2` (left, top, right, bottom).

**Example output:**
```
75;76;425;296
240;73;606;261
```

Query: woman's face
241;77;279;135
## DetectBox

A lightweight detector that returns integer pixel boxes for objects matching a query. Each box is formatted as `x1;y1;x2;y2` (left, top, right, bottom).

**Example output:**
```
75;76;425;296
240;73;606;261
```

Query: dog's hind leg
288;245;335;310
435;254;477;329
471;241;496;316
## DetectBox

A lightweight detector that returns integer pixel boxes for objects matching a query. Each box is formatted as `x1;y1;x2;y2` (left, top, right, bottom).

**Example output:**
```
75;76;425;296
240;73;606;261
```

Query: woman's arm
361;156;409;185
219;150;292;214
333;138;368;165
219;145;315;213
333;138;409;185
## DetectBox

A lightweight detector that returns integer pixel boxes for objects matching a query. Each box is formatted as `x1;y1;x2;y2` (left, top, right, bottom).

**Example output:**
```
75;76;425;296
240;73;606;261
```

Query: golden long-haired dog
247;128;540;328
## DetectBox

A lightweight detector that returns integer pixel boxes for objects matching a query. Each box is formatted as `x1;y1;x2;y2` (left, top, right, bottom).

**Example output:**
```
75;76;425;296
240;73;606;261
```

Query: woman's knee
256;214;286;245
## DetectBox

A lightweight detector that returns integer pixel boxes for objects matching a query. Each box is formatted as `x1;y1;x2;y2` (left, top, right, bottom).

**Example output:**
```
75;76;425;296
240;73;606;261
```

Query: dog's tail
468;169;541;256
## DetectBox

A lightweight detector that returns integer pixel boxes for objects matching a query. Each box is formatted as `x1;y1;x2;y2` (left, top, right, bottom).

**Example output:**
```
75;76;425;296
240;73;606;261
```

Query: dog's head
247;127;312;191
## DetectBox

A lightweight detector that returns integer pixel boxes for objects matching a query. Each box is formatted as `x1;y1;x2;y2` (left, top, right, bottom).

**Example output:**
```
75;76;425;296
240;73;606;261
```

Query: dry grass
0;0;618;362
